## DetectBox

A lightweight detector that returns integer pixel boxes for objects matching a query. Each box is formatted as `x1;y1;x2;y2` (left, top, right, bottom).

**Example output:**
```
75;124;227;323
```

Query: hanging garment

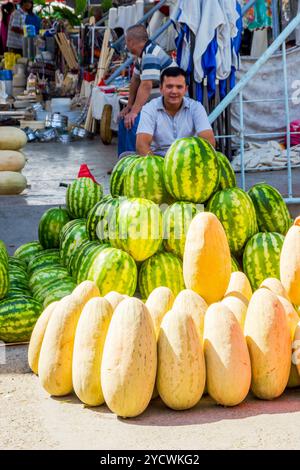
250;28;268;56
242;0;272;30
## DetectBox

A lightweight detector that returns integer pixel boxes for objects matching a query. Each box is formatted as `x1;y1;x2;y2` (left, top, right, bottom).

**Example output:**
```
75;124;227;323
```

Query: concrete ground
1;136;300;450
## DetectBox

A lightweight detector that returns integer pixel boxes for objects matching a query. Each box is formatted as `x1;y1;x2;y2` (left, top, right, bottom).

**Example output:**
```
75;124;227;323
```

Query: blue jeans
118;113;140;157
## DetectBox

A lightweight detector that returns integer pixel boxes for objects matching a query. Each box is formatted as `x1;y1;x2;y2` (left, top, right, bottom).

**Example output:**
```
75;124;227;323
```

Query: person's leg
118;114;141;157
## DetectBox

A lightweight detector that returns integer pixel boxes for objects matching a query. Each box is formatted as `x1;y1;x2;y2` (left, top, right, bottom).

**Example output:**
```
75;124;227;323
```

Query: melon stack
0;127;28;195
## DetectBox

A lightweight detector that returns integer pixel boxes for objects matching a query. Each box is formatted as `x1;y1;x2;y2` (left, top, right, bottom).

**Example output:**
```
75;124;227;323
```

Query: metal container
70;126;88;139
35;128;58;142
45;112;68;130
23;127;37;142
58;133;71;144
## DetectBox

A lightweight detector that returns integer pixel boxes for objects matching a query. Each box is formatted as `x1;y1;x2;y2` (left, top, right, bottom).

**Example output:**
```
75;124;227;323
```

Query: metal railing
209;13;300;205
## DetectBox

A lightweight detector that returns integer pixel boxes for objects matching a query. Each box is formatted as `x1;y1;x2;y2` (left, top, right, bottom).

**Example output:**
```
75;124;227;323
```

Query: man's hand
119;105;131;120
124;111;139;130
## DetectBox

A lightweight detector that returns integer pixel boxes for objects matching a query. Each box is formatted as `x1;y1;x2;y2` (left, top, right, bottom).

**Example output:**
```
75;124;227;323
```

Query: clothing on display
108;0;144;31
242;0;272;30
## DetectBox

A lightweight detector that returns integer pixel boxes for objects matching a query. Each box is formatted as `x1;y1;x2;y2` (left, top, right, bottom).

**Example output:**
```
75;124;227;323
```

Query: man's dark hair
160;67;187;85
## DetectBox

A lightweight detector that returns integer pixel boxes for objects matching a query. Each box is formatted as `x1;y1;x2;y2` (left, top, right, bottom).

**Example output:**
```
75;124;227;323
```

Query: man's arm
119;73;140;118
136;133;153;156
124;79;153;129
198;129;216;148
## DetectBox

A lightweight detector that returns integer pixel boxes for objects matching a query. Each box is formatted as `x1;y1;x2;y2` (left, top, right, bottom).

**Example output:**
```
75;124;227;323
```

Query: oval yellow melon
28;301;59;375
244;288;291;399
0;171;27;195
38;295;83;396
72;280;100;305
183;212;231;304
260;277;290;300
104;291;125;311
172;289;207;342
224;272;252;302
0;150;26;171
0;127;27;150
157;309;206;410
72;297;113;406
292;322;300;382
280;217;300;305
203;302;251;406
145;287;175;339
221;294;248;330
101;298;157;418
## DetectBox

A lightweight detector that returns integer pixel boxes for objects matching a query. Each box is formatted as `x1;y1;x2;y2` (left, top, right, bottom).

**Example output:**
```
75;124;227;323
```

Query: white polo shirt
136;96;212;156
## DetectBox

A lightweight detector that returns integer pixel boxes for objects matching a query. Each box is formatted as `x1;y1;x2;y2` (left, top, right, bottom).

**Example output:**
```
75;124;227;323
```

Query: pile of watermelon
0;138;293;343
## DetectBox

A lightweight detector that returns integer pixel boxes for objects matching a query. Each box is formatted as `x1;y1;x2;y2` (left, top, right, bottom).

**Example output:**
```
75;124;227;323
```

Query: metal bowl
35;128;58;142
45;112;68;130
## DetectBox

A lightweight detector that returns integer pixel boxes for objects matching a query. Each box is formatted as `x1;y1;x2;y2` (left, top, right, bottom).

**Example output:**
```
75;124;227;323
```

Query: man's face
160;75;188;107
22;1;33;12
125;37;138;56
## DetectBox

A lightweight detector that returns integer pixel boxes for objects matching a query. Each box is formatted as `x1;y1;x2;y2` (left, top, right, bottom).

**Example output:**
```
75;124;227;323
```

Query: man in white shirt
136;67;215;156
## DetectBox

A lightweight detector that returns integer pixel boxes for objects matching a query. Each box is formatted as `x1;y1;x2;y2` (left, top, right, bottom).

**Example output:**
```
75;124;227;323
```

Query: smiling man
136;67;215;157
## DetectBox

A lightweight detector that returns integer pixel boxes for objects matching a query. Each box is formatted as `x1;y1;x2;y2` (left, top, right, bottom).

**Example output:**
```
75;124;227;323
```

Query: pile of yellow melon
0;127;28;195
28;213;300;418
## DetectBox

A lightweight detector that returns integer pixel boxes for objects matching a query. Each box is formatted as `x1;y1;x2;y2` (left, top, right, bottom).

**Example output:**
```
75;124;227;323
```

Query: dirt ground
1;344;300;450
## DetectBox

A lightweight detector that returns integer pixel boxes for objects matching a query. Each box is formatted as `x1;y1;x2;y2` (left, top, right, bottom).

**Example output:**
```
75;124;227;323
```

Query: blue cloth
25;13;41;35
118;114;141;157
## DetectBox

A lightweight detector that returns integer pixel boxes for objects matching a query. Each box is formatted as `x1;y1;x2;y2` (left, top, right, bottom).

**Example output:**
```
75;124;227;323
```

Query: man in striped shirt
118;24;176;156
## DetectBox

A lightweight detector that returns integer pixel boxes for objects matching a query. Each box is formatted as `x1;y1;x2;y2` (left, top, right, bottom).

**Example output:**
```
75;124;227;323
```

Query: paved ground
1;344;300;450
1;136;300;450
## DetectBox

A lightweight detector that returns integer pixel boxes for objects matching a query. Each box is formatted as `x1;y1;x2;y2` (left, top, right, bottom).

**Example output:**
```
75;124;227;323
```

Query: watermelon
138;251;185;300
42;278;77;307
109;197;163;262
9;269;28;291
248;183;292;235
163;201;201;259
38;207;71;249
68;240;99;278
14;241;43;264
110;155;141;197
231;256;241;272
33;276;76;304
87;247;137;296
0;244;9;300
163;137;219;203
0;296;42;343
207;188;258;256
29;266;70;293
8;256;27;272
216;151;237;190
27;249;61;276
77;243;110;284
124;155;169;204
243;232;285;290
5;289;31;299
59;219;89;268
66;177;103;218
86;195;121;242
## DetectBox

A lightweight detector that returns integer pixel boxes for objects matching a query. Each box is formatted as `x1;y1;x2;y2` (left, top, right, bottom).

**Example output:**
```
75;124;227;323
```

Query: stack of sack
0;127;28;195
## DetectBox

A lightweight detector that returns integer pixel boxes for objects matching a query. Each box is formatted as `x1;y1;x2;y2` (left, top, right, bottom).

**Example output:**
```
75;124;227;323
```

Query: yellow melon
172;289;207;342
145;286;175;339
104;291;125;311
280;217;300;305
260;277;290;300
224;272;252;302
221;294;248;330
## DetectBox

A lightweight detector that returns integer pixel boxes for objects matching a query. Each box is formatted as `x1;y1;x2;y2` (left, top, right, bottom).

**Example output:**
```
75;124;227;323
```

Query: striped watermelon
0;296;42;343
163;201;201;259
68;240;100;278
0;241;9;300
124;155;169;204
76;243;110;284
9;269;28;291
87;247;137;296
42;278;77;307
163;137;220;203
231;256;241;272
38;207;71;249
109;197;163;262
59;219;89;268
8;256;27;272
66;177;103;218
248;183;292;235
243;232;285;290
216;151;237;190
33;276;75;305
14;241;43;264
207;188;258;256
29;266;70;293
5;288;31;299
138;251;185;300
110;155;141;197
27;249;61;276
87;195;121;242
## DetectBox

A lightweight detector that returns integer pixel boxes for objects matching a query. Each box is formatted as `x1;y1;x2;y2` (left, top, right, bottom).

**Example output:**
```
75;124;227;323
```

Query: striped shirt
133;40;176;83
7;8;26;50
